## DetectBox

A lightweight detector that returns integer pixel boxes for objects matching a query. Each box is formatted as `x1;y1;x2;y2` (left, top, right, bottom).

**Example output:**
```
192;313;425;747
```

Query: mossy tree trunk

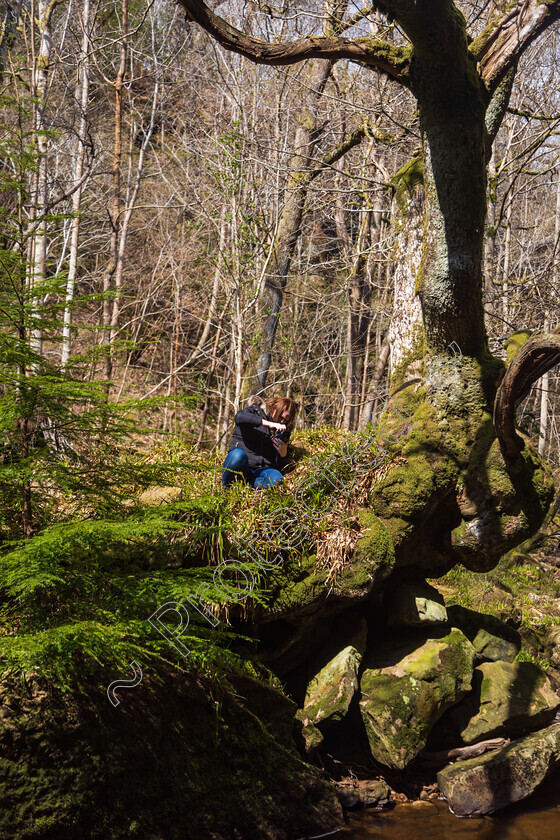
411;51;487;359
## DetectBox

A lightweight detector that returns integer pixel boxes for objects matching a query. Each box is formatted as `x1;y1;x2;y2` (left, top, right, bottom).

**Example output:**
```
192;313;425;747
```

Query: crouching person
222;397;298;490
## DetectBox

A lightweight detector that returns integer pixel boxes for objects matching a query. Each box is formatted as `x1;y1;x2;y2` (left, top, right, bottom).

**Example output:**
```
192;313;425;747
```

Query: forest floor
432;539;560;680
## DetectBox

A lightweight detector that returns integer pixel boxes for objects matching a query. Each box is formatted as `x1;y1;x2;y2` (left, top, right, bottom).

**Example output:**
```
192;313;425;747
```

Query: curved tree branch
471;0;560;90
176;0;411;82
494;327;560;463
484;64;515;155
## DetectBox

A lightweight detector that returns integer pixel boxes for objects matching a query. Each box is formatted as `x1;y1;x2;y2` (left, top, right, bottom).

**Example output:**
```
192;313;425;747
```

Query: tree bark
102;0;128;387
28;0;63;363
0;0;21;79
495;328;560;463
61;0;92;369
342;205;371;429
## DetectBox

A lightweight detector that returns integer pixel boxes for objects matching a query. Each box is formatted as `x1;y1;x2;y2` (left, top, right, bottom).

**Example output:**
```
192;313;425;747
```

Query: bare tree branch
176;0;411;82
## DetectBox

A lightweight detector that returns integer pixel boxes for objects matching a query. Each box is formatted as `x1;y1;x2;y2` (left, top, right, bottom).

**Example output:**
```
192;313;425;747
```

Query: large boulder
303;646;360;729
447;660;560;745
359;628;476;769
438;722;560;816
302;616;367;728
385;580;447;626
447;605;521;663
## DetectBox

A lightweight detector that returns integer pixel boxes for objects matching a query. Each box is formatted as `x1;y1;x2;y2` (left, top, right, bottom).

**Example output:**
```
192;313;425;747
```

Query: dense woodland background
0;0;559;532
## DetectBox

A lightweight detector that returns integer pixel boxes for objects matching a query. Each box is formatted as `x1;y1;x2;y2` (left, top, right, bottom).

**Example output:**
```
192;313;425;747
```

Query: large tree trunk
377;16;554;577
412;32;487;359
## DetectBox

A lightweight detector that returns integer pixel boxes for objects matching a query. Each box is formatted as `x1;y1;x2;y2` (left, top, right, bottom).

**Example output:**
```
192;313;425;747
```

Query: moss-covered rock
385;580;447;626
447;605;521;663
438;722;560;816
0;670;343;840
303;644;363;728
363;351;555;578
335;778;392;810
359;628;475;769
294;708;324;753
446;660;560;745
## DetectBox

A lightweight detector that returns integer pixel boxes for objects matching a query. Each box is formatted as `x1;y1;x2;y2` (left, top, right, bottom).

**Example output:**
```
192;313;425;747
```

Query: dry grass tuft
349;454;407;508
315;523;360;593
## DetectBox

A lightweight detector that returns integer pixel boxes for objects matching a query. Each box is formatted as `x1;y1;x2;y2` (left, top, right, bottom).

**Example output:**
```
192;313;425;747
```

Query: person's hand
262;419;286;432
275;441;288;458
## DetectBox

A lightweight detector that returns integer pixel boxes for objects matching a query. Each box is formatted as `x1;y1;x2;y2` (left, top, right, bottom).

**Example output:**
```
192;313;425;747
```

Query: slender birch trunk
61;0;91;369
102;0;128;387
539;166;560;455
28;0;61;363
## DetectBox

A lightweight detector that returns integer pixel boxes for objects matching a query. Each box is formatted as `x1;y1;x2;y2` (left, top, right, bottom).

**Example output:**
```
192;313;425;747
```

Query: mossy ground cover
0;432;361;838
431;545;560;672
0;426;389;693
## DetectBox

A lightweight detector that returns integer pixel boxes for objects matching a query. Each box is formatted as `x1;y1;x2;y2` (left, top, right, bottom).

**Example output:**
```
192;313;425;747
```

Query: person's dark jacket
227;405;290;470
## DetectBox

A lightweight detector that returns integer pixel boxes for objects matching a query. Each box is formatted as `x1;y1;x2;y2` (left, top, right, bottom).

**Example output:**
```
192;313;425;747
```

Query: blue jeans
222;448;283;490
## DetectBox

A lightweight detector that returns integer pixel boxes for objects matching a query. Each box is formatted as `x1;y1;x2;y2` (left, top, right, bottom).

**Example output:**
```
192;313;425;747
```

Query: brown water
335;773;560;840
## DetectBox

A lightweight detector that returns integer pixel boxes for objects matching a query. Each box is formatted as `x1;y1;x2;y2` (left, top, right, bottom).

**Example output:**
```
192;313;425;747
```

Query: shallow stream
318;772;560;840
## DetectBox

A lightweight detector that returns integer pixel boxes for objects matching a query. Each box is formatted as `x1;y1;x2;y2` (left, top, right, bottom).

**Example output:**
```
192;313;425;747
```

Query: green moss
391;154;424;211
359;39;413;82
303;645;361;725
366;351;552;576
268;554;330;614
0;671;342;840
505;330;532;364
354;509;395;567
439;629;475;683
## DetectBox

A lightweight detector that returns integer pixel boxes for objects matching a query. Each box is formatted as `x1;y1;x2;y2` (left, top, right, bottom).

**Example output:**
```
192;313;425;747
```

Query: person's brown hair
264;397;298;429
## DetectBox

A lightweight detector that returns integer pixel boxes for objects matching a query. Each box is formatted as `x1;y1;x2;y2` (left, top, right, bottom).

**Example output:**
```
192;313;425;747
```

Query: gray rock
359;628;476;769
438;722;560;816
385;580;447;626
336;779;391;810
304;645;362;727
447;660;560;744
447;605;521;663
